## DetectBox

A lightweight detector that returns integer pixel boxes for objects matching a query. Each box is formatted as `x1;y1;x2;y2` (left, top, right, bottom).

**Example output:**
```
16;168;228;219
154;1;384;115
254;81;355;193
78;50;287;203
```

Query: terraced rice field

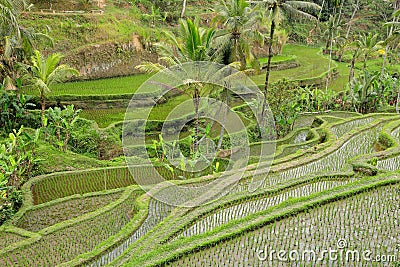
169;185;399;267
1;112;400;266
21;74;153;96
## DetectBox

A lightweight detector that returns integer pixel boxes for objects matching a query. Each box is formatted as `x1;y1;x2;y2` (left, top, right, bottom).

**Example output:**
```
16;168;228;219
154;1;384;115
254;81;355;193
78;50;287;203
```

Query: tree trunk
324;35;330;54
381;14;397;77
337;0;345;23
260;19;276;140
363;54;367;71
345;0;360;39
349;49;358;96
193;86;200;153
232;30;244;69
239;45;246;71
258;20;276;139
181;0;187;18
264;20;275;98
318;0;325;21
41;93;45;127
63;130;70;152
337;53;343;62
217;87;229;151
326;25;335;91
396;84;400;114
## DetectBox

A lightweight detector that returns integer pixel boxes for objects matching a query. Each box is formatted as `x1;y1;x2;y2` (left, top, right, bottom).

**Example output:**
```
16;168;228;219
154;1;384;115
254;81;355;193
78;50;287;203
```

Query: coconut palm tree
347;33;384;98
346;37;362;97
358;33;384;71
21;51;78;126
137;18;216;72
249;0;321;98
213;0;265;70
137;19;217;152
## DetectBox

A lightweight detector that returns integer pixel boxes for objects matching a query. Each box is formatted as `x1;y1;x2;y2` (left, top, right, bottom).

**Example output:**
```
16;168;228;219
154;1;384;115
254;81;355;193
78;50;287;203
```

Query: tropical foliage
249;0;321;97
136;18;217;72
21;50;78;125
213;0;265;69
46;105;81;152
1;3;400;267
0;127;39;223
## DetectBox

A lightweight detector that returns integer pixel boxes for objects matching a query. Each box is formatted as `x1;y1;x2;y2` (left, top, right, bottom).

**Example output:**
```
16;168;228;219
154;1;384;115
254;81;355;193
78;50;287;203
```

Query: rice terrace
0;0;400;266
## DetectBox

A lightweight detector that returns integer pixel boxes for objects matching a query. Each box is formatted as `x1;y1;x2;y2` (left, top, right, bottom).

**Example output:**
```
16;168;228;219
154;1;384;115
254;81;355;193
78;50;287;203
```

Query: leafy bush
347;70;399;114
266;79;301;137
0;127;39;225
45;105;81;152
70;118;100;157
0;90;36;135
0;189;23;225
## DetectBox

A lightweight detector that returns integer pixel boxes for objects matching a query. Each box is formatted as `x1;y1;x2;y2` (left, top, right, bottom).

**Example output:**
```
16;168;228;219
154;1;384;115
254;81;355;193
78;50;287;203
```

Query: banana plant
60;105;80;152
0;88;35;134
350;70;380;113
46;105;81;152
0;126;40;189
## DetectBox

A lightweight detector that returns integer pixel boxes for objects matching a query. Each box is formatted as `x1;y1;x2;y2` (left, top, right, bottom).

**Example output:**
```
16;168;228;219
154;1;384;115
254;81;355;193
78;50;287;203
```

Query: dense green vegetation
1;0;400;266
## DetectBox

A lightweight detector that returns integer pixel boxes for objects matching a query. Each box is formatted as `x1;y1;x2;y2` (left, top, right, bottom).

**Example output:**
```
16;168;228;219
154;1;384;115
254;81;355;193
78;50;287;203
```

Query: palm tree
347;33;384;98
347;38;361;96
22;51;78;126
323;0;343;54
249;0;321;98
137;19;216;72
137;19;217;152
323;12;342;54
213;0;265;70
358;33;384;71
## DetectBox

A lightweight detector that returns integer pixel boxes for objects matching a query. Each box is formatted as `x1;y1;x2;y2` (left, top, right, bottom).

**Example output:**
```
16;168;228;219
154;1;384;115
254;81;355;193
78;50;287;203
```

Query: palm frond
155;42;182;64
159;56;179;66
228;61;242;70
135;62;166;74
34;78;50;94
47;64;78;86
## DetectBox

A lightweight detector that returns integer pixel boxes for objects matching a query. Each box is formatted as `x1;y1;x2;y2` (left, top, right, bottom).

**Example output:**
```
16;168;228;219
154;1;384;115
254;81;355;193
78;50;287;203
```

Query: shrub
0;91;36;135
70;119;100;157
